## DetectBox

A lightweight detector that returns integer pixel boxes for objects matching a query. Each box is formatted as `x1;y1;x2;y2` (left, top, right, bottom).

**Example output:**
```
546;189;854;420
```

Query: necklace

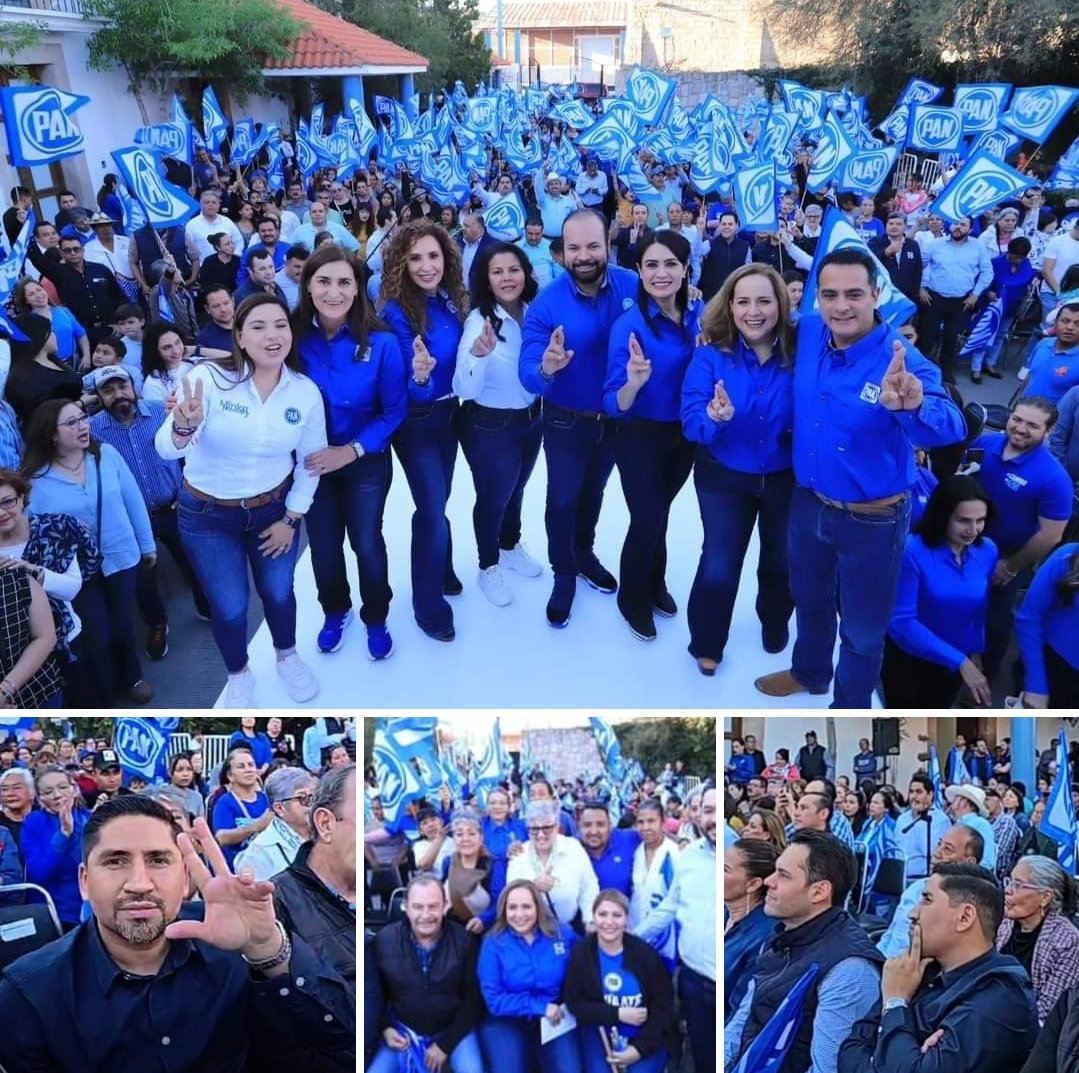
53;455;85;474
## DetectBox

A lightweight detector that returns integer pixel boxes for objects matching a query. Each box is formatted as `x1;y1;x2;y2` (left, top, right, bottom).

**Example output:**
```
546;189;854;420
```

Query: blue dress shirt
888;534;999;670
793;314;966;501
1015;542;1079;694
681;336;794;473
922;237;994;298
382;293;464;404
90;401;182;512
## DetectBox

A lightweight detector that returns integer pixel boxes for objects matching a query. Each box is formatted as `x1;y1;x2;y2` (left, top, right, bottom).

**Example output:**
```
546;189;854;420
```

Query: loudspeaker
873;718;900;756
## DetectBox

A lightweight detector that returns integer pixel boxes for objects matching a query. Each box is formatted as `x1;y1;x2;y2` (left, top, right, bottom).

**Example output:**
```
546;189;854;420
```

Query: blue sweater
888;534;998;670
21;807;91;924
297;325;407;453
478;923;577;1018
723;904;775;1021
381;294;464;405
1015;542;1079;694
27;444;154;576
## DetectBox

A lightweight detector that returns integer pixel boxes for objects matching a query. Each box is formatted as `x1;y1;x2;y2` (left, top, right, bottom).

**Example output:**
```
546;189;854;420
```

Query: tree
81;0;304;124
334;0;491;96
612;718;717;780
0;22;47;70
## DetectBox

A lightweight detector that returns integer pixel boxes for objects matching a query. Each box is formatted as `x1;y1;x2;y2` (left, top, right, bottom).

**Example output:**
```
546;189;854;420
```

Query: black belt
467;399;541;419
544;401;608;422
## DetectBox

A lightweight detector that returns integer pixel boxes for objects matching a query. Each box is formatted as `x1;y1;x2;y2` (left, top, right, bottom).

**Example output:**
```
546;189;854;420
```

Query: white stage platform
219;448;872;709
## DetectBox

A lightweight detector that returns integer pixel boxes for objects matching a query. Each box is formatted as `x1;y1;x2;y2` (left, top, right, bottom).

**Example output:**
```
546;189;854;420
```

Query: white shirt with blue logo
155;361;327;514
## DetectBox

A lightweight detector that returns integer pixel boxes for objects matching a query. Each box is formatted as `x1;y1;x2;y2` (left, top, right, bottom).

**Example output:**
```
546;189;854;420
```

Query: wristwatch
282;515;301;530
351;441;365;460
883;997;910;1013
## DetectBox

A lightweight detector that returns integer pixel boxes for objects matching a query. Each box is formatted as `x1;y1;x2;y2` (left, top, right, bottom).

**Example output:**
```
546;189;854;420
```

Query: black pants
881;636;962;708
135;505;210;625
919;291;969;382
1046;644;1079;708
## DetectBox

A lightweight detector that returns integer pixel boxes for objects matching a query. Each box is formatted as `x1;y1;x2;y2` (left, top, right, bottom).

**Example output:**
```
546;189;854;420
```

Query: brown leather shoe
696;657;719;677
754;669;829;697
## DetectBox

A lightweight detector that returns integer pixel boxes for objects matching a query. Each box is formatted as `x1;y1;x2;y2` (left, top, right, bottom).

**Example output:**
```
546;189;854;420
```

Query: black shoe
762;625;790;654
577;557;617;593
984;367;1003;379
443;572;463;596
625;610;657;642
546;575;576;628
421;623;456;642
970;372;983;384
194;605;212;622
653;590;677;618
146;622;169;660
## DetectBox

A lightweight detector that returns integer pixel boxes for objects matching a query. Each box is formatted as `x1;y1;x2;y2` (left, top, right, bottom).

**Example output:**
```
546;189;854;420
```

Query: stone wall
523;729;605;783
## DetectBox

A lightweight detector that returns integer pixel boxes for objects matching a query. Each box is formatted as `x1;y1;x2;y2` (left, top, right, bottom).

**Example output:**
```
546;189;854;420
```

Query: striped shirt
90;401;181;511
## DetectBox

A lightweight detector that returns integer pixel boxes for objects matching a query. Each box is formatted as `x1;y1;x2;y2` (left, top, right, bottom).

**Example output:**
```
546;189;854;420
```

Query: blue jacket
298;325;407;453
0;824;20;886
382;294;464;405
520;267;640;410
477;923;577;1018
1049;384;1079;482
1015;542;1079;695
989;254;1037;317
20;806;91;924
723;904;775;1022
726;753;758;785
793;314;966;501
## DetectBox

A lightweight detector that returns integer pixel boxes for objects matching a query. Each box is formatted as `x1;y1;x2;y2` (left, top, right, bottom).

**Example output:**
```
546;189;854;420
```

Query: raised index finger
889;339;907;374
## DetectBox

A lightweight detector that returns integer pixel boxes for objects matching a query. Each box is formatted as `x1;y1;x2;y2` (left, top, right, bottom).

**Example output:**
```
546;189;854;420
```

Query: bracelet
539;367;555;382
173;426;197;437
241;920;292;973
412;377;430;387
0;681;16;700
1002;561;1018;580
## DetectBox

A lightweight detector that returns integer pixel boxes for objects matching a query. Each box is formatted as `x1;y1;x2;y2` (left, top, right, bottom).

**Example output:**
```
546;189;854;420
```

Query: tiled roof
475;1;628;30
264;0;428;71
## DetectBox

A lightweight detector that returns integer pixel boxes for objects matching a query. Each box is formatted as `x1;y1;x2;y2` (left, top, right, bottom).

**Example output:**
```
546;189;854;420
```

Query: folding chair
0;884;63;973
853;853;907;938
998;279;1043;373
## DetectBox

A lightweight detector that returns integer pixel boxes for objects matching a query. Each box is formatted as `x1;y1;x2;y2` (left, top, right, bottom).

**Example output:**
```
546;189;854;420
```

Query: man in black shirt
29;235;125;341
3;185;32;245
83;748;135;811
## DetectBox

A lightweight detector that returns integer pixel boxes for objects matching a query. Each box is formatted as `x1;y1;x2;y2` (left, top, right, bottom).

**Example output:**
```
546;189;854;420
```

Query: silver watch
883;997;909;1013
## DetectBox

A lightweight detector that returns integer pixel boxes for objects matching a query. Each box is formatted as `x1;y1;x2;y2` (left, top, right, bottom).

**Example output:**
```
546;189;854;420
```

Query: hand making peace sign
174;375;204;428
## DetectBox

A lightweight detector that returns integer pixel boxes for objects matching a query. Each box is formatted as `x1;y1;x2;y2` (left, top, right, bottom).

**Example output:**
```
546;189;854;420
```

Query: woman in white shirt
155;292;328;708
453;243;544;607
140;321;200;404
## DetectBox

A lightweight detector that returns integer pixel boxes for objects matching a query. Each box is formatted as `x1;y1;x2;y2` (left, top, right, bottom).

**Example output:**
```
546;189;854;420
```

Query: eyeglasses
281;792;315;806
57;414;90;429
528;824;556;834
0;495;20;513
1003;878;1045;894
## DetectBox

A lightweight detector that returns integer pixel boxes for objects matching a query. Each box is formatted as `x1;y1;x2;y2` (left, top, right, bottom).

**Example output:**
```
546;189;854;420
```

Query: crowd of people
1;113;1077;710
0;716;356;1070
364;755;716;1072
724;728;1079;1073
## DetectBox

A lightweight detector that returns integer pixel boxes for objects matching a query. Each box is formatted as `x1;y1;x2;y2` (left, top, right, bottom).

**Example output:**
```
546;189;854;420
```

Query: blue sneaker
367;624;394;661
317;609;354;653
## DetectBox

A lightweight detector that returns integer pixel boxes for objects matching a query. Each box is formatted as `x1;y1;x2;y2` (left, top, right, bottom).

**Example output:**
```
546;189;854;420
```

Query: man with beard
637;785;716;1073
90;366;210;648
519;209;639;626
0;796;354;1072
197;284;236;353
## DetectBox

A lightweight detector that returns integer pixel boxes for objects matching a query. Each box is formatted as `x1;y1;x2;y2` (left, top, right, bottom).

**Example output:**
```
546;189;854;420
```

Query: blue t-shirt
227;730;274;772
599;949;644;1046
211;790;270;869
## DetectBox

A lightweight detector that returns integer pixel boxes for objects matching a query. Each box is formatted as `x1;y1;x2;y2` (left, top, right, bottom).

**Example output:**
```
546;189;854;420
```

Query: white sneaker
275;653;319;702
500;542;543;577
224;668;256;708
478;565;513;607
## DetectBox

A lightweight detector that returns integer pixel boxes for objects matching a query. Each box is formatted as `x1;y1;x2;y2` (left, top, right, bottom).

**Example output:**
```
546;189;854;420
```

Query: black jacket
870;235;924;301
364;931;381;1061
1021;984;1079;1073
373;918;482;1054
699;235;750;300
28;245;124;331
272;840;355;995
564;933;680;1061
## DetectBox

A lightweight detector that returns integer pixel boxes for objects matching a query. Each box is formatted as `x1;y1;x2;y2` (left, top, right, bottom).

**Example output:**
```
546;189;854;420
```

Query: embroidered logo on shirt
860;382;881;404
604;972;623;991
1004;472;1029;492
284;407;301;425
356;345;372;362
220;400;249;417
1055;365;1070;378
553;941;566;955
623;298;634;310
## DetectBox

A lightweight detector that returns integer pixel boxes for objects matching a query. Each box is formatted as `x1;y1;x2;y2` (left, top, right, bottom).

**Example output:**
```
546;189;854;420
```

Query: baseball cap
88;365;133;392
546;171;562;183
94;748;122;772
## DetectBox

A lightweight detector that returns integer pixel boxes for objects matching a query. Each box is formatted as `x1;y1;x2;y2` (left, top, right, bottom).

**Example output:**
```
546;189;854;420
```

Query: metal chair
0;883;63;973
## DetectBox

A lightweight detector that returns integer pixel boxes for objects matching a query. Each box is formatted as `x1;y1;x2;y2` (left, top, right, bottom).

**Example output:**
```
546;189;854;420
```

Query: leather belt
182;475;291;509
815;491;906;514
544;401;607;422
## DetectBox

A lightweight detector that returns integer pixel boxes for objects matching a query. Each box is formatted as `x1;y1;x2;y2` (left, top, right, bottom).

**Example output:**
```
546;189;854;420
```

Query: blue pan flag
471;718;509;807
134;122;194;166
624;66;676;126
897;77;945;107
929;743;945;805
112;718;177;783
907;105;964;154
806;110;856;193
1000;86;1079;143
778;80;824;131
949;746;973;785
839;146;898;197
931;149;1034;225
733;163;778;230
202;86;230;151
733;964;820;1073
0;84;89;167
589;717;626;781
1040;728;1078;874
954;84;1012;133
959;299;1003;357
373;718;442;832
112;146;200;228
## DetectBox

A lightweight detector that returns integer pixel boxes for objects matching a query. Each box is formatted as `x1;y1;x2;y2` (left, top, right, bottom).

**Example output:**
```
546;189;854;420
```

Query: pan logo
913;110;961;149
131;155;173;215
904;80;941;104
1014;87;1059;126
297;137;316;176
950;173;1013;217
812;129;839;175
847;154;888;187
743;170;773;223
17;88;83;158
956;89;997;128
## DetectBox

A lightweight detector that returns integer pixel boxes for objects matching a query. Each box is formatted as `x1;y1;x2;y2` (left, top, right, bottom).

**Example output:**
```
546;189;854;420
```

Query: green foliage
0;21;47;65
613;718;717;780
334;0;491;96
82;0;304;104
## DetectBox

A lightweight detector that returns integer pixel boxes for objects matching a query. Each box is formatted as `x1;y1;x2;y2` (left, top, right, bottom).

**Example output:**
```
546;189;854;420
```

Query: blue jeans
789;485;911;708
71;566;142;699
679;966;715;1073
459;401;543;569
542;404;617;577
392;399;459;632
480;1016;582;1073
306;450;393;625
688;450;793;661
367;1029;484;1073
177;485;299;673
614;419;694;620
580;1029;667;1073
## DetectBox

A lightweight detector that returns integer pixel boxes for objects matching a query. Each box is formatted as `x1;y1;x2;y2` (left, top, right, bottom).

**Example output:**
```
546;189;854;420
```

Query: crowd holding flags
1040;728;1078;874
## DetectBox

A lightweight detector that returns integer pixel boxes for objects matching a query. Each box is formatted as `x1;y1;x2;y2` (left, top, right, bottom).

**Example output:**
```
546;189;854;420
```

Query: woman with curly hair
379;220;468;641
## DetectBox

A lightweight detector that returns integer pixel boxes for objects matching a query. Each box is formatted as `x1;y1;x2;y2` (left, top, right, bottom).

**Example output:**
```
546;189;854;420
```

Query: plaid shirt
991;810;1022;878
997;910;1079;1022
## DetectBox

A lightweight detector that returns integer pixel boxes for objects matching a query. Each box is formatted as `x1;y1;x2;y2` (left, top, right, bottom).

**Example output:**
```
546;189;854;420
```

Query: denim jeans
177;485;299;673
135;505;211;625
306;450;393;625
974;311;1017;372
367;1029;485;1073
542;404;617;577
580;1029;667;1073
392;399;459;632
678;966;715;1073
70;567;142;700
789;485;911;708
688;450;793;661
614;419;694;621
459;401;543;569
480;1016;583;1073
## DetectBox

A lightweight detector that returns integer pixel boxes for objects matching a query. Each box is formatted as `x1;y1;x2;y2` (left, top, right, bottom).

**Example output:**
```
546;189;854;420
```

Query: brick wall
523;728;605;783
